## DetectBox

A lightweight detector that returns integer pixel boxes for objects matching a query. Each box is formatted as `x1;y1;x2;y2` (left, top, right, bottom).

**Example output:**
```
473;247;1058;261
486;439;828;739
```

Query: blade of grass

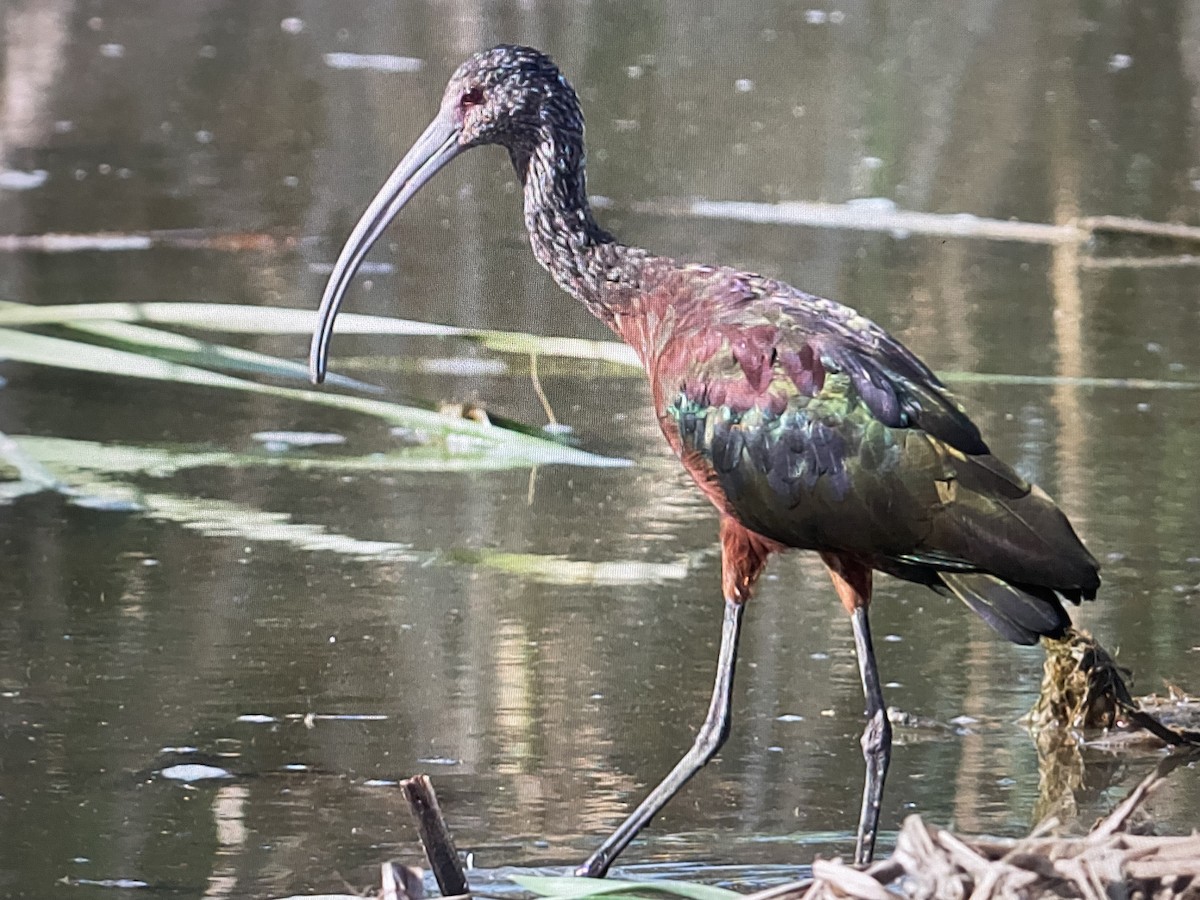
63;318;382;393
12;435;621;476
0;300;469;334
0;301;644;368
5;302;1199;390
0;329;628;468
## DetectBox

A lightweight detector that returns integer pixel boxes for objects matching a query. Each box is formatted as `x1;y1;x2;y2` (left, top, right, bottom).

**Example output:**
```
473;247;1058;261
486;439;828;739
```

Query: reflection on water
2;1;1200;897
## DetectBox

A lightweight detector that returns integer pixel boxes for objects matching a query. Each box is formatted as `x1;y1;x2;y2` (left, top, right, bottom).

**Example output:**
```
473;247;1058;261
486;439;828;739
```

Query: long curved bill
309;114;462;384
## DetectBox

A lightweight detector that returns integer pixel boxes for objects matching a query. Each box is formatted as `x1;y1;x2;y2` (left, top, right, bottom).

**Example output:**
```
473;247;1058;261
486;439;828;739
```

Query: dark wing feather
939;573;1072;645
662;270;1099;643
776;290;988;455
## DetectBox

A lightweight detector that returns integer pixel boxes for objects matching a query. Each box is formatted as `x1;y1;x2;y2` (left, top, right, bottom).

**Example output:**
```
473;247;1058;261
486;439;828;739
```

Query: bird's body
552;249;1098;638
310;45;1100;876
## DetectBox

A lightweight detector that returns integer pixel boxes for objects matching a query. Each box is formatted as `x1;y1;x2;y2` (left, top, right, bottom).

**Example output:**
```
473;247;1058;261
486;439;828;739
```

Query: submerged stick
400;775;470;898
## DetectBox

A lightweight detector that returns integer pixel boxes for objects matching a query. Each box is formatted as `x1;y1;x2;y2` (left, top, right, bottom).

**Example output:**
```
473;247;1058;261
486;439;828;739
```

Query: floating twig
622;198;1084;244
611;196;1200;249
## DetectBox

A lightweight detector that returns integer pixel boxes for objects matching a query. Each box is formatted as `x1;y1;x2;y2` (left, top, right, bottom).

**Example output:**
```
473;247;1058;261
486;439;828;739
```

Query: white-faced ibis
309;45;1100;876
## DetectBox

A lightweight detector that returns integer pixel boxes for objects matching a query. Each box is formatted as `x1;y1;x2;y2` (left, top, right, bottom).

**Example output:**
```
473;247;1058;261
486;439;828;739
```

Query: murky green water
2;2;1200;898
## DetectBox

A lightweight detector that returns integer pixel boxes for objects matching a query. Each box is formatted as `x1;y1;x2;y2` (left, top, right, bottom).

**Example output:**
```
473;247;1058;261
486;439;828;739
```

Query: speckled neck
510;118;647;323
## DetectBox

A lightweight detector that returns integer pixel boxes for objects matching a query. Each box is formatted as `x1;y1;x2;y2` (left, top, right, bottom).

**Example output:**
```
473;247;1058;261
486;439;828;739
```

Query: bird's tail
938;572;1071;646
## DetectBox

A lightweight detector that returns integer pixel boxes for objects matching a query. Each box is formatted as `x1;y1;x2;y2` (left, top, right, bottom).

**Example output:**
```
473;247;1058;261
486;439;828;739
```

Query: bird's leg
823;554;891;866
575;598;743;878
576;518;773;878
850;604;891;864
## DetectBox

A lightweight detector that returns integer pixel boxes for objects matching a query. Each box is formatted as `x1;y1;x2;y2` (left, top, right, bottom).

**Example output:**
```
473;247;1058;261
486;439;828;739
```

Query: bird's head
445;45;580;152
309;45;578;383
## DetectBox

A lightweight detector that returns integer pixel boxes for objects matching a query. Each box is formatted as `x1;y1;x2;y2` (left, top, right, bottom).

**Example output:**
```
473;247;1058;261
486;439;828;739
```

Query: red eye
460;86;485;108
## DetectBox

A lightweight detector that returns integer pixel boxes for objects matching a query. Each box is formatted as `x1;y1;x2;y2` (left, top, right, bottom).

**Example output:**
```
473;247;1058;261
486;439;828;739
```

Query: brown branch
400;775;470;898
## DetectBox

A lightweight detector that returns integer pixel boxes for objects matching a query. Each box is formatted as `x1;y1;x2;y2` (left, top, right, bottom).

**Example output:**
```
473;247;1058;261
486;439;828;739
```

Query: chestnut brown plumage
310;45;1100;876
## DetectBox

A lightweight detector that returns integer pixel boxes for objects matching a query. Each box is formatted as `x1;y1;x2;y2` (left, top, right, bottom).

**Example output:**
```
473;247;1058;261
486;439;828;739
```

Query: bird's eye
460;86;485;108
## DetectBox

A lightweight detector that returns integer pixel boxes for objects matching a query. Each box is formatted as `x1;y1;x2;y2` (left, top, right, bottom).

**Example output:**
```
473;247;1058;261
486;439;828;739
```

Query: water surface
2;2;1200;898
